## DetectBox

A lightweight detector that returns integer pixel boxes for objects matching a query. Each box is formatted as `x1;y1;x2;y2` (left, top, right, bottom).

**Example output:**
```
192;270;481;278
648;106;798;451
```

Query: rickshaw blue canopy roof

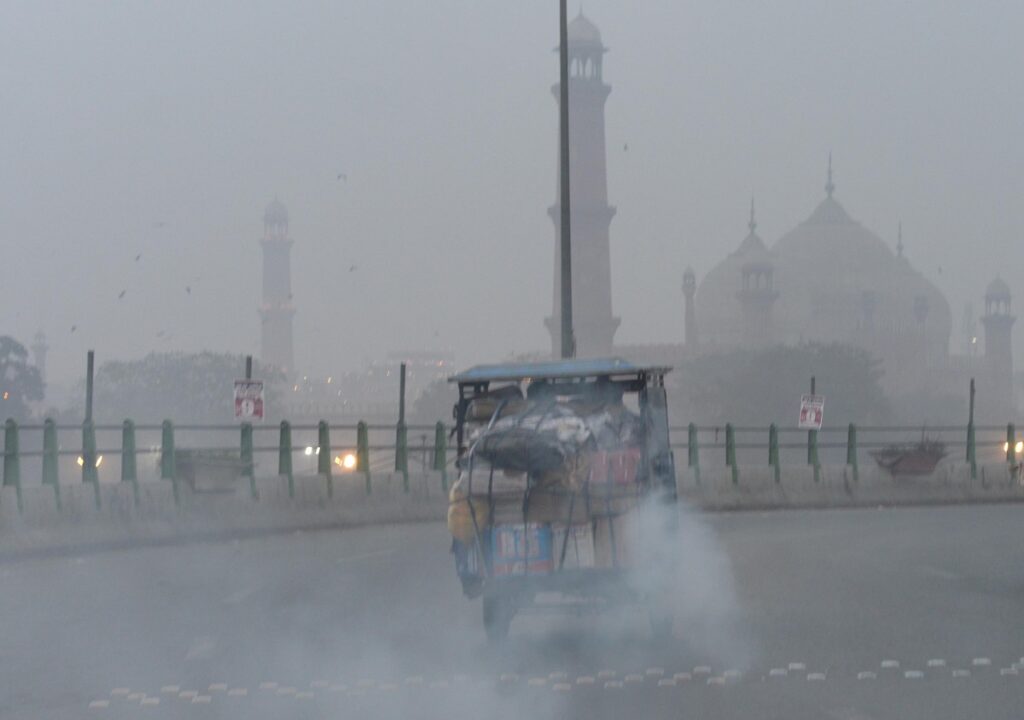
449;358;672;383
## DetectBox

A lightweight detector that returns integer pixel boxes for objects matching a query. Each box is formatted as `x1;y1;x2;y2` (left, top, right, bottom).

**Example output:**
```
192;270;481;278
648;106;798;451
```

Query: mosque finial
825;152;835;198
897;220;904;258
748;196;757;235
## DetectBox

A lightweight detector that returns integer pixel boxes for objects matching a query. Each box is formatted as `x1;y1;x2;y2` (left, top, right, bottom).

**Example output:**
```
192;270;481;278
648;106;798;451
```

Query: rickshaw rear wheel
483;595;514;644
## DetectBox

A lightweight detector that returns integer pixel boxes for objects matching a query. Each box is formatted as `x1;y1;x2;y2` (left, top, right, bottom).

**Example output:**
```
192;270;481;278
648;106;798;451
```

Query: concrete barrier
2;461;1023;558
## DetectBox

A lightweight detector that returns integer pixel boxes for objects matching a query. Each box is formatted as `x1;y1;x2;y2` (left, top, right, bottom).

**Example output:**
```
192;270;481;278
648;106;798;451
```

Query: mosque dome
568;13;603;47
263;198;289;227
986;277;1011;301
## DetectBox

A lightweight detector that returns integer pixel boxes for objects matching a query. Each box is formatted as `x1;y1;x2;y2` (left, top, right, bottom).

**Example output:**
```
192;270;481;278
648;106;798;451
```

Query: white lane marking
89;700;110;709
788;662;806;671
192;695;212;704
549;671;567;681
276;686;297;696
160;686;180;694
184;637;216;661
110;688;130;697
673;672;692;682
597;670;616;680
527;677;547;687
624;674;644;684
769;668;788;677
646;667;665;677
723;669;741;681
177;691;197;700
604;681;623;689
126;693;144;701
694;665;712;675
881;660;899;669
972;657;991;667
807;673;826;681
499;673;519;683
952;669;971;678
296;691;315;699
553;683;572;692
904;671;924;679
208;683;227;692
227;688;248;696
1000;668;1019;676
258;682;278;690
576;676;595;685
707;677;725;686
141;697;160;706
857;672;877;680
927;659;946;668
657;678;677;687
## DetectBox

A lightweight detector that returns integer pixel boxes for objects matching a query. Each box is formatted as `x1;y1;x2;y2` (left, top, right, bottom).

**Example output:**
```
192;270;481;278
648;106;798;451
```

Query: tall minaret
31;331;48;385
682;267;697;350
545;12;619;358
259;199;295;376
981;277;1015;417
736;198;778;348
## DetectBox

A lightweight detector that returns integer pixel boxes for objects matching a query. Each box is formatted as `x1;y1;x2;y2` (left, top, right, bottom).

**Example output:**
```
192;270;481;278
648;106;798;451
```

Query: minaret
981;277;1014;417
259;199;295;376
545;12;620;358
682;267;698;350
30;331;48;385
736;198;778;348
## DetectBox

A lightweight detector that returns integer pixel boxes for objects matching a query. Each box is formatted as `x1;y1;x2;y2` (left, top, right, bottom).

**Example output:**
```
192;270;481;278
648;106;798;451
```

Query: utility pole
558;0;574;359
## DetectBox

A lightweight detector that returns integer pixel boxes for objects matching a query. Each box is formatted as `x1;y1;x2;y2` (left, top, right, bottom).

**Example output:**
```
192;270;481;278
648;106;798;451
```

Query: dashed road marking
276;686;297;696
208;683;227;692
126;693;144;701
657;678;677;687
329;684;347;692
723;670;741;681
227;688;248;696
788;662;806;672
499;673;519;683
881;660;899;669
527;677;547;687
140;698;160;706
258;682;278;690
576;676;595;685
553;683;572;692
624;674;644;684
356;679;375;688
603;681;623;689
693;665;712;675
160;686;180;694
597;670;616;680
904;670;924;679
549;671;567;681
191;695;212;704
296;691;314;699
1000;668;1019;676
769;668;787;677
972;657;991;667
310;680;329;689
707;677;725;686
807;673;826;681
405;676;424;685
89;700;110;709
110;688;130;697
952;670;971;678
178;691;197;700
927;659;946;668
857;672;877;680
646;667;665;677
673;672;692;682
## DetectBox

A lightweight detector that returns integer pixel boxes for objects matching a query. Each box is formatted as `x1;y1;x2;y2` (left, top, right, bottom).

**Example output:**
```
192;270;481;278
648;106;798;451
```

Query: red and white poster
798;394;825;430
234;380;265;421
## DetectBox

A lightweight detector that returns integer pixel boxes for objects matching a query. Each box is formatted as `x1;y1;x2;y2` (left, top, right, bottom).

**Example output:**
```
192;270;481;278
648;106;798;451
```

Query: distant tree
0;336;44;421
411;379;457;425
673;343;891;426
81;352;282;424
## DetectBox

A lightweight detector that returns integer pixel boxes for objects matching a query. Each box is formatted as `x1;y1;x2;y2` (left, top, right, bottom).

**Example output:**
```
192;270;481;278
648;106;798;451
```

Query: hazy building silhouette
259;199;295;376
545;12;619;358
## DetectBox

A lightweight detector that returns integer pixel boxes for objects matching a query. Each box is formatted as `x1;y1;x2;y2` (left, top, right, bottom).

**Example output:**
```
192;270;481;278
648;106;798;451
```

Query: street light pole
558;0;574;359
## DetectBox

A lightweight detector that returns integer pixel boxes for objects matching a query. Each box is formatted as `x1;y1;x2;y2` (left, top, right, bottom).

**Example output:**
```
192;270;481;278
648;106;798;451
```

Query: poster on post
798;394;825;430
234;380;265;421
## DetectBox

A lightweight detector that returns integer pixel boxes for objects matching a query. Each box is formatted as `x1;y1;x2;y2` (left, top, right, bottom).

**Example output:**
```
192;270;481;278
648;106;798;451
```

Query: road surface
2;504;1022;719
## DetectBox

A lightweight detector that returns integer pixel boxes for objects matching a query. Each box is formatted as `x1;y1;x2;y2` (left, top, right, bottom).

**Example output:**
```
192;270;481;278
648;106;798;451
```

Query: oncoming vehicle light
1002;441;1023;454
76;455;103;468
334;452;358;470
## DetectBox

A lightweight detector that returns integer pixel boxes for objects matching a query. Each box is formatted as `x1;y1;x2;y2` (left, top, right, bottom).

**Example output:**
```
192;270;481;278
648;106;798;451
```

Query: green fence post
42;418;60;510
3;419;22;513
318;420;333;498
847;423;859;483
357;421;371;494
768;423;780;483
808;427;820;483
121;419;139;505
966;378;977;479
687;422;700;485
161;420;178;505
725;423;738;484
395;422;409;492
1007;423;1016;467
241;422;255;499
279;420;294;498
82;419;101;508
433;421;448;491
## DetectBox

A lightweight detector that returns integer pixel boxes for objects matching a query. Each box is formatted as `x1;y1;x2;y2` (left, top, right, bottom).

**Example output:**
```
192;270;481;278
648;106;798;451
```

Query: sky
2;0;1021;389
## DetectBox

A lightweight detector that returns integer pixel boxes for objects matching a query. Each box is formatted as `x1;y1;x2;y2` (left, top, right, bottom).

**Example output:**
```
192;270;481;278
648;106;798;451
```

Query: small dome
683;266;696;282
986;277;1011;300
568;13;603;47
264;198;289;226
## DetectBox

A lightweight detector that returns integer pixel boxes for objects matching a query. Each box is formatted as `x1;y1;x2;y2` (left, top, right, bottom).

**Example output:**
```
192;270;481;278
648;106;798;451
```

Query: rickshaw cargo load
553;523;595;569
491;524;554;577
472;404;590;472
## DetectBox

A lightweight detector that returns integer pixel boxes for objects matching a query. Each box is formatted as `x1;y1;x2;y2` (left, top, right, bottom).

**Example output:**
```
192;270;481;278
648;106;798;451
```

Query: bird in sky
185;286;191;295
337;173;347;182
118;290;126;299
70;325;77;333
135;253;142;262
349;264;357;272
623;143;629;152
154;220;168;228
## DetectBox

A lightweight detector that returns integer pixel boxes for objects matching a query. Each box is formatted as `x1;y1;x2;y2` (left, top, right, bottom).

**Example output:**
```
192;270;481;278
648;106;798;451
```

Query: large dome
695;180;952;392
568;13;603;47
